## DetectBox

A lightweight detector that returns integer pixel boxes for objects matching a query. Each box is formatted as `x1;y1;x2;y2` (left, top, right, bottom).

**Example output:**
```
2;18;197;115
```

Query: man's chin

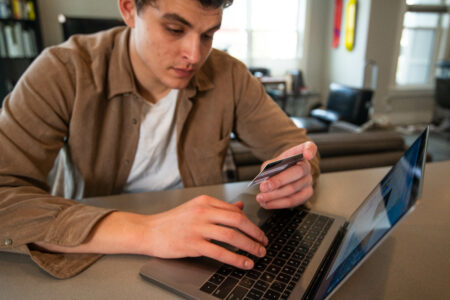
166;77;193;90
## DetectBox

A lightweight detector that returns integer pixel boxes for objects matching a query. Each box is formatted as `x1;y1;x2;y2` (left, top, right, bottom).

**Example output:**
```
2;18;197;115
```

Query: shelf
0;0;42;100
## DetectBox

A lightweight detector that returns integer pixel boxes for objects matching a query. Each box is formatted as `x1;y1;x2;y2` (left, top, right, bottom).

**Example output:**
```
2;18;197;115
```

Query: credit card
248;153;303;187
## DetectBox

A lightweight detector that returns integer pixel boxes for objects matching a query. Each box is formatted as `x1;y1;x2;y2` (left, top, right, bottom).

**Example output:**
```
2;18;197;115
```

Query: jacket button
132;118;138;125
4;239;12;246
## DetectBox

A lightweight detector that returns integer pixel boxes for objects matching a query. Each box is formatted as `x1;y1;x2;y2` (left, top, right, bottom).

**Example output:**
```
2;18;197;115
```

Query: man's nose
182;35;202;65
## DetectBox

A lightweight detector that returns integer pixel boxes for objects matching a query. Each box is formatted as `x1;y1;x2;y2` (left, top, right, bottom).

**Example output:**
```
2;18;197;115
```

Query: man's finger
207;208;268;246
232;201;244;210
301;141;317;161
260;186;314;209
260;161;311;193
199;241;255;270
257;174;313;203
203;224;266;259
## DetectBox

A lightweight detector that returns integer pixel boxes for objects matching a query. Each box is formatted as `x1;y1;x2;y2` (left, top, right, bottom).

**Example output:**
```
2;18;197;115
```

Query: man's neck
137;82;171;104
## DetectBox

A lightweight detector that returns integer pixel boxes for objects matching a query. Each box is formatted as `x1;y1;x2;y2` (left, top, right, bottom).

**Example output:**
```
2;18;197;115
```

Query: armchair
291;83;373;133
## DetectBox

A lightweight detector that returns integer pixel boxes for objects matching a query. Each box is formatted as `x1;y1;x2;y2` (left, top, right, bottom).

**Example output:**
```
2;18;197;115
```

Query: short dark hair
136;0;233;13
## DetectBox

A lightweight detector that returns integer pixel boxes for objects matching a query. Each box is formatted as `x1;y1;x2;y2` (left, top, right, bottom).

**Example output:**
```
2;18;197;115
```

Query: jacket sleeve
0;49;115;278
231;61;320;183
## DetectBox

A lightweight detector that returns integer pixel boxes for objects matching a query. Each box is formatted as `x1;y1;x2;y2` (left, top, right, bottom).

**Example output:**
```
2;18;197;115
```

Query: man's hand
256;141;317;209
35;195;268;270
142;195;268;269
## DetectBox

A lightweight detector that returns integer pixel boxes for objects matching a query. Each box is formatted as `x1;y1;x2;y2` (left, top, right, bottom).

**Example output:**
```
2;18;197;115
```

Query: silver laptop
140;127;429;300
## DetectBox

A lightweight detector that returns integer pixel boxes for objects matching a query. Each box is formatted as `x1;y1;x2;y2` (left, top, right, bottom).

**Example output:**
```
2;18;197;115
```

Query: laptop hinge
302;224;347;300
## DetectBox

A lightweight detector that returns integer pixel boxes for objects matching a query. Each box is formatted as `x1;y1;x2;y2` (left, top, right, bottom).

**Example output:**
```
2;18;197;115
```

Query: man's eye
166;27;184;35
201;34;213;41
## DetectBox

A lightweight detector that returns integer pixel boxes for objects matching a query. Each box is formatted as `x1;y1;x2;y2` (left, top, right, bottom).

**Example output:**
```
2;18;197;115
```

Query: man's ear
118;0;136;28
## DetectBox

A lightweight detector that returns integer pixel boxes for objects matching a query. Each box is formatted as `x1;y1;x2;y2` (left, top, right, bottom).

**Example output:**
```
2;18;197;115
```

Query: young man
0;0;319;278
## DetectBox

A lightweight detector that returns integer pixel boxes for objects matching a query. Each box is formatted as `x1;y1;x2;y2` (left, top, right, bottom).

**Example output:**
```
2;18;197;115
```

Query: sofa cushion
309;131;405;157
319;151;405;173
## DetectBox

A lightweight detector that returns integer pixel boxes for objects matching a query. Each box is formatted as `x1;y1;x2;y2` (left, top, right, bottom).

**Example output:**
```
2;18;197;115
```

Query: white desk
1;161;449;299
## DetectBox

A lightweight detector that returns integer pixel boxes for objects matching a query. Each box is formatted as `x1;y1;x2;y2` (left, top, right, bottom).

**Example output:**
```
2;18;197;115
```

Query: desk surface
1;161;449;299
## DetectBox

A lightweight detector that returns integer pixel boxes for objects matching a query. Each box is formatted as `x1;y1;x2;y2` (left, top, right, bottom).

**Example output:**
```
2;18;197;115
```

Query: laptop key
246;288;264;300
292;252;305;260
275;238;287;244
266;249;278;257
261;272;275;283
254;262;267;272
287;259;300;268
270;281;287;293
272;258;286;267
281;290;291;300
271;244;282;251
267;231;278;240
278;251;290;260
226;286;248;300
281;265;295;275
231;269;245;279
239;277;255;289
209;274;225;285
287;239;299;247
254;280;269;292
217;265;234;276
200;281;218;294
245;270;261;280
280;232;290;239
276;273;292;284
282;245;295;253
284;227;294;234
267;264;281;275
259;256;272;265
213;277;239;299
263;289;281;300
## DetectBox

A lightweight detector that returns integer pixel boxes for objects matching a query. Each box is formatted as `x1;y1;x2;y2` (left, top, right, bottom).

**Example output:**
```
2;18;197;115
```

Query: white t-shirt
123;90;183;193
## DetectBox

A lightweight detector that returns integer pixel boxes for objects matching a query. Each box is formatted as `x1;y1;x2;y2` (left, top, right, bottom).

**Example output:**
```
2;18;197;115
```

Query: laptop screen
316;127;429;299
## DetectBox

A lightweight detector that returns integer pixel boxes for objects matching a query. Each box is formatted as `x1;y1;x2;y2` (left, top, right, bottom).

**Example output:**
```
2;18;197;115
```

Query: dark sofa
228;130;408;182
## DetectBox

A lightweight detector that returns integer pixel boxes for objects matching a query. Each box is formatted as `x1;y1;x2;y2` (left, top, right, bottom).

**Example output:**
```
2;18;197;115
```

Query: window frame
213;0;307;76
392;1;449;90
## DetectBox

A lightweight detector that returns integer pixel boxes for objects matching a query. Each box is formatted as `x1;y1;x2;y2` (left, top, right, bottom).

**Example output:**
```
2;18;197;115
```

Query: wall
301;0;329;95
37;0;120;47
328;0;371;88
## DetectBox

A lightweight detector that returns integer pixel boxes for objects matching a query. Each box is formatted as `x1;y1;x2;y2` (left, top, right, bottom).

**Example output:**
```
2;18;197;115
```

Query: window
213;0;307;76
395;0;449;86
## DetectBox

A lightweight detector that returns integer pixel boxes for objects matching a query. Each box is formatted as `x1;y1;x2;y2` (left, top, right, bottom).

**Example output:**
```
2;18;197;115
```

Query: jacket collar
107;27;215;100
107;27;138;100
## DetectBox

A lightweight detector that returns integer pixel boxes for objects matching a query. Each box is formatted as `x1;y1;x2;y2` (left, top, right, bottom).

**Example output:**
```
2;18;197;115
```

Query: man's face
129;0;222;94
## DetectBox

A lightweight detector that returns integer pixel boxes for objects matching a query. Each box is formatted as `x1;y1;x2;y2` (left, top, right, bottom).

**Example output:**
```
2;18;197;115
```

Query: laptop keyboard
200;209;333;300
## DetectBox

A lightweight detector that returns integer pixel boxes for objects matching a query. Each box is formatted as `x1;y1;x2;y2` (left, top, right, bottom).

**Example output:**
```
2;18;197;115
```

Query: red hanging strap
332;0;343;48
